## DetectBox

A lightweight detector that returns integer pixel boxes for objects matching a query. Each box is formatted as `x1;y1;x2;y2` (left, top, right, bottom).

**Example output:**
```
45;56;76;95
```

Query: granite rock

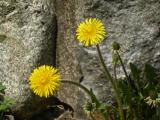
0;0;56;119
1;0;160;119
74;0;160;102
55;0;87;119
56;0;160;119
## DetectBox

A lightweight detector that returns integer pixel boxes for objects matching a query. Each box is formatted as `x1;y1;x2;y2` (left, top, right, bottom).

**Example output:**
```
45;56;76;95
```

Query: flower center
86;25;96;36
40;75;49;85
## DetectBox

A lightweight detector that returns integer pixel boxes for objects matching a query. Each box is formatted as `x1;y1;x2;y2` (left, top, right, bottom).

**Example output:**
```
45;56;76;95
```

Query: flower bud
112;53;119;64
112;41;120;50
83;102;96;114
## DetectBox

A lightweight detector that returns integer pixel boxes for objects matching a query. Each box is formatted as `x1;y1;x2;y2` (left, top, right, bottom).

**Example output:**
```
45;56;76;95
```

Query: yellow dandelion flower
29;65;61;98
76;18;106;46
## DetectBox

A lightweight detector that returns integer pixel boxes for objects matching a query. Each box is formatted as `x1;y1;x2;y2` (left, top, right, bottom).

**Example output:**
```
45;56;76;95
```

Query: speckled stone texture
0;0;56;119
75;0;160;100
56;0;160;119
55;0;87;119
1;0;160;119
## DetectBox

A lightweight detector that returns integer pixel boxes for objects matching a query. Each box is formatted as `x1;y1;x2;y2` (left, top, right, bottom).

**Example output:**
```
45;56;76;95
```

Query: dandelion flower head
29;65;61;98
76;18;106;46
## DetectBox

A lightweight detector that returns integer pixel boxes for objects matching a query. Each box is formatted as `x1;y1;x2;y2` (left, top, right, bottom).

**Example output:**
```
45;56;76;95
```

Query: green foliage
130;63;141;89
0;83;6;93
68;40;160;120
144;63;158;84
81;48;160;120
84;48;160;120
116;63;160;120
0;83;14;119
0;97;14;112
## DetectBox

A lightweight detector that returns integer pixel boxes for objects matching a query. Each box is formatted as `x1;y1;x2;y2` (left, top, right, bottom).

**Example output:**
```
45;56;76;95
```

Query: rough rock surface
1;0;160;119
0;0;56;119
57;0;160;119
55;0;87;119
75;0;160;101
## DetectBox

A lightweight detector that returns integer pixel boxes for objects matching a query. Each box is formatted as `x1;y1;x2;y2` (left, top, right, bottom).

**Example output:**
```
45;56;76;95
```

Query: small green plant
0;83;14;119
115;63;160;120
28;18;160;120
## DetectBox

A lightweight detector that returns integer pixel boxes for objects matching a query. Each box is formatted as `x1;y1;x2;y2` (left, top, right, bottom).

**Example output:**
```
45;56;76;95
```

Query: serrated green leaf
130;63;141;81
89;89;100;107
144;63;157;84
98;103;111;111
0;83;6;93
118;80;133;105
129;63;141;90
0;97;14;112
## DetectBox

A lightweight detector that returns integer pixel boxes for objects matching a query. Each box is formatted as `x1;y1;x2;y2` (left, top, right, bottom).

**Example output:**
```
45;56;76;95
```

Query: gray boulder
1;0;160;119
57;0;160;119
75;0;160;103
0;0;56;119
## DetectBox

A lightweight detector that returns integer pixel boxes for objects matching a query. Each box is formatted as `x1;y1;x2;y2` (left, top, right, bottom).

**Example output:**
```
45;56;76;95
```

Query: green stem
115;50;137;92
96;45;125;120
61;80;99;106
96;45;115;86
115;51;130;81
114;63;118;84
